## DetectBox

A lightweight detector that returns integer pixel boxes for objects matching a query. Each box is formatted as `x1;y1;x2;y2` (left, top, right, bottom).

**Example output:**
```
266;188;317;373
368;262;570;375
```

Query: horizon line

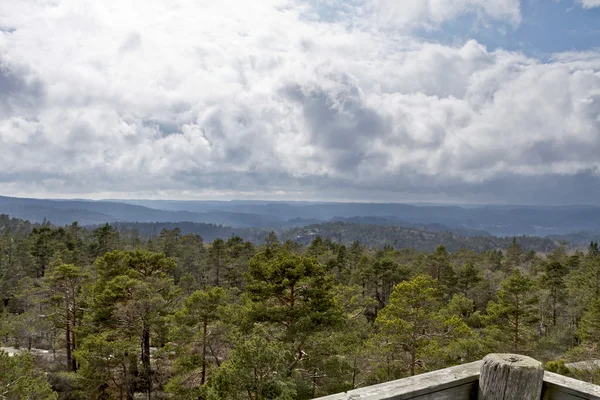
1;194;599;209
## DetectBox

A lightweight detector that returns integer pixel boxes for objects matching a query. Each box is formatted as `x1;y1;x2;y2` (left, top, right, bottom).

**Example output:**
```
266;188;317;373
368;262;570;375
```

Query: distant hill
546;231;600;247
3;196;600;237
88;220;561;253
276;222;559;253
0;196;286;228
106;221;238;243
194;210;284;227
329;216;492;237
0;196;198;225
115;199;600;236
0;211;568;253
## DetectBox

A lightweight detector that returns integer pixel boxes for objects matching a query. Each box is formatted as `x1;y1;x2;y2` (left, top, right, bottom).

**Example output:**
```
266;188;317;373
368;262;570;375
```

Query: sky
0;0;600;205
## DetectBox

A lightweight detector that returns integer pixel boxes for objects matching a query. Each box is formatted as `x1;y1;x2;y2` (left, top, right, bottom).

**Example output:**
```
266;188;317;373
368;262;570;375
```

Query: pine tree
485;269;538;352
0;350;57;399
82;250;179;399
504;238;523;271
245;249;343;380
167;287;228;397
208;238;226;287
426;245;457;295
372;275;444;377
456;261;482;298
540;261;568;328
43;261;87;372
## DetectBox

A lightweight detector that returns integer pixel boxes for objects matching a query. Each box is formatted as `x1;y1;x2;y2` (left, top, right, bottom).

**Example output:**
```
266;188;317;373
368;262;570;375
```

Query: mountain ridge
3;195;600;236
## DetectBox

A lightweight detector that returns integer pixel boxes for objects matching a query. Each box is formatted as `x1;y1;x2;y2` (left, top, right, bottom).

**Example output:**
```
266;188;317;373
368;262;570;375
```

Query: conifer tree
485;269;538;352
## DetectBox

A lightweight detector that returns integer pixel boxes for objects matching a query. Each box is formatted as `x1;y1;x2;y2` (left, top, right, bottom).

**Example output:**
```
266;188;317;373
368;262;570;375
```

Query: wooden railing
314;354;600;400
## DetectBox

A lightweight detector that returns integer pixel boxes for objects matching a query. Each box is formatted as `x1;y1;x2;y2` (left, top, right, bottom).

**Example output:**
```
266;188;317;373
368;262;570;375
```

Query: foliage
0;218;599;398
484;269;539;353
0;350;57;400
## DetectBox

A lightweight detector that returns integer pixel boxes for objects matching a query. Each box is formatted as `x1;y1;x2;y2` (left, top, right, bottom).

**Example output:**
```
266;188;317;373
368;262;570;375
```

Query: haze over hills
3;195;600;238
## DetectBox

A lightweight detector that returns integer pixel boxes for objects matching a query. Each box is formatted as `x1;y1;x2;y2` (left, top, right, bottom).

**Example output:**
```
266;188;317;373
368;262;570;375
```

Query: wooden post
479;353;544;400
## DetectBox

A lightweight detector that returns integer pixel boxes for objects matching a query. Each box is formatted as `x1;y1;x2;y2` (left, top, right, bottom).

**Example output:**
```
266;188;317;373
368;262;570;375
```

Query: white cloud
0;0;599;202
366;0;521;29
578;0;600;8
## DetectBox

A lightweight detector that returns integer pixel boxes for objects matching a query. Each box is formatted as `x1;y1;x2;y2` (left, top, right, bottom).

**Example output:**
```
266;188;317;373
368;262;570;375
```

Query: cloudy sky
1;0;600;204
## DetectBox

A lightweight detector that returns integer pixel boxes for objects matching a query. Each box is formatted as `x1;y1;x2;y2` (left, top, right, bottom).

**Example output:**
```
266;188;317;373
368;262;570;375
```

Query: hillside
104;220;561;253
104;199;600;236
4;196;600;238
0;196;283;227
277;222;559;253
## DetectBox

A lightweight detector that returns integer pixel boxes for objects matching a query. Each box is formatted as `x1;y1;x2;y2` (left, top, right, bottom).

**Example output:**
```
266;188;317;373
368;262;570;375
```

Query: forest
1;214;600;399
102;220;561;253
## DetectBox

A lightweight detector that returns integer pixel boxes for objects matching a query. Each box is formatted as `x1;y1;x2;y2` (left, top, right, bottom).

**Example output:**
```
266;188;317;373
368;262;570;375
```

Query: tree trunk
410;344;416;376
351;355;357;389
126;358;135;400
71;328;77;372
66;299;78;372
142;324;151;400
214;254;221;287
201;320;207;385
514;301;520;353
66;312;73;371
552;291;557;327
514;315;518;351
71;301;78;372
594;266;600;301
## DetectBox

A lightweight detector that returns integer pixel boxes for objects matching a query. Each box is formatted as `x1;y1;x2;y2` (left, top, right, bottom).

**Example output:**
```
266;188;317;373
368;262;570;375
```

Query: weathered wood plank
313;361;482;400
564;360;600;372
542;371;600;400
542;386;589;400
313;359;600;400
391;382;476;400
479;354;544;400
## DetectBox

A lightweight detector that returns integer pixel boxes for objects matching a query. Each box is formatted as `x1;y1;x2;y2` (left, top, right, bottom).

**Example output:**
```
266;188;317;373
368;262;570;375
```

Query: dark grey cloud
282;77;390;172
0;60;44;118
